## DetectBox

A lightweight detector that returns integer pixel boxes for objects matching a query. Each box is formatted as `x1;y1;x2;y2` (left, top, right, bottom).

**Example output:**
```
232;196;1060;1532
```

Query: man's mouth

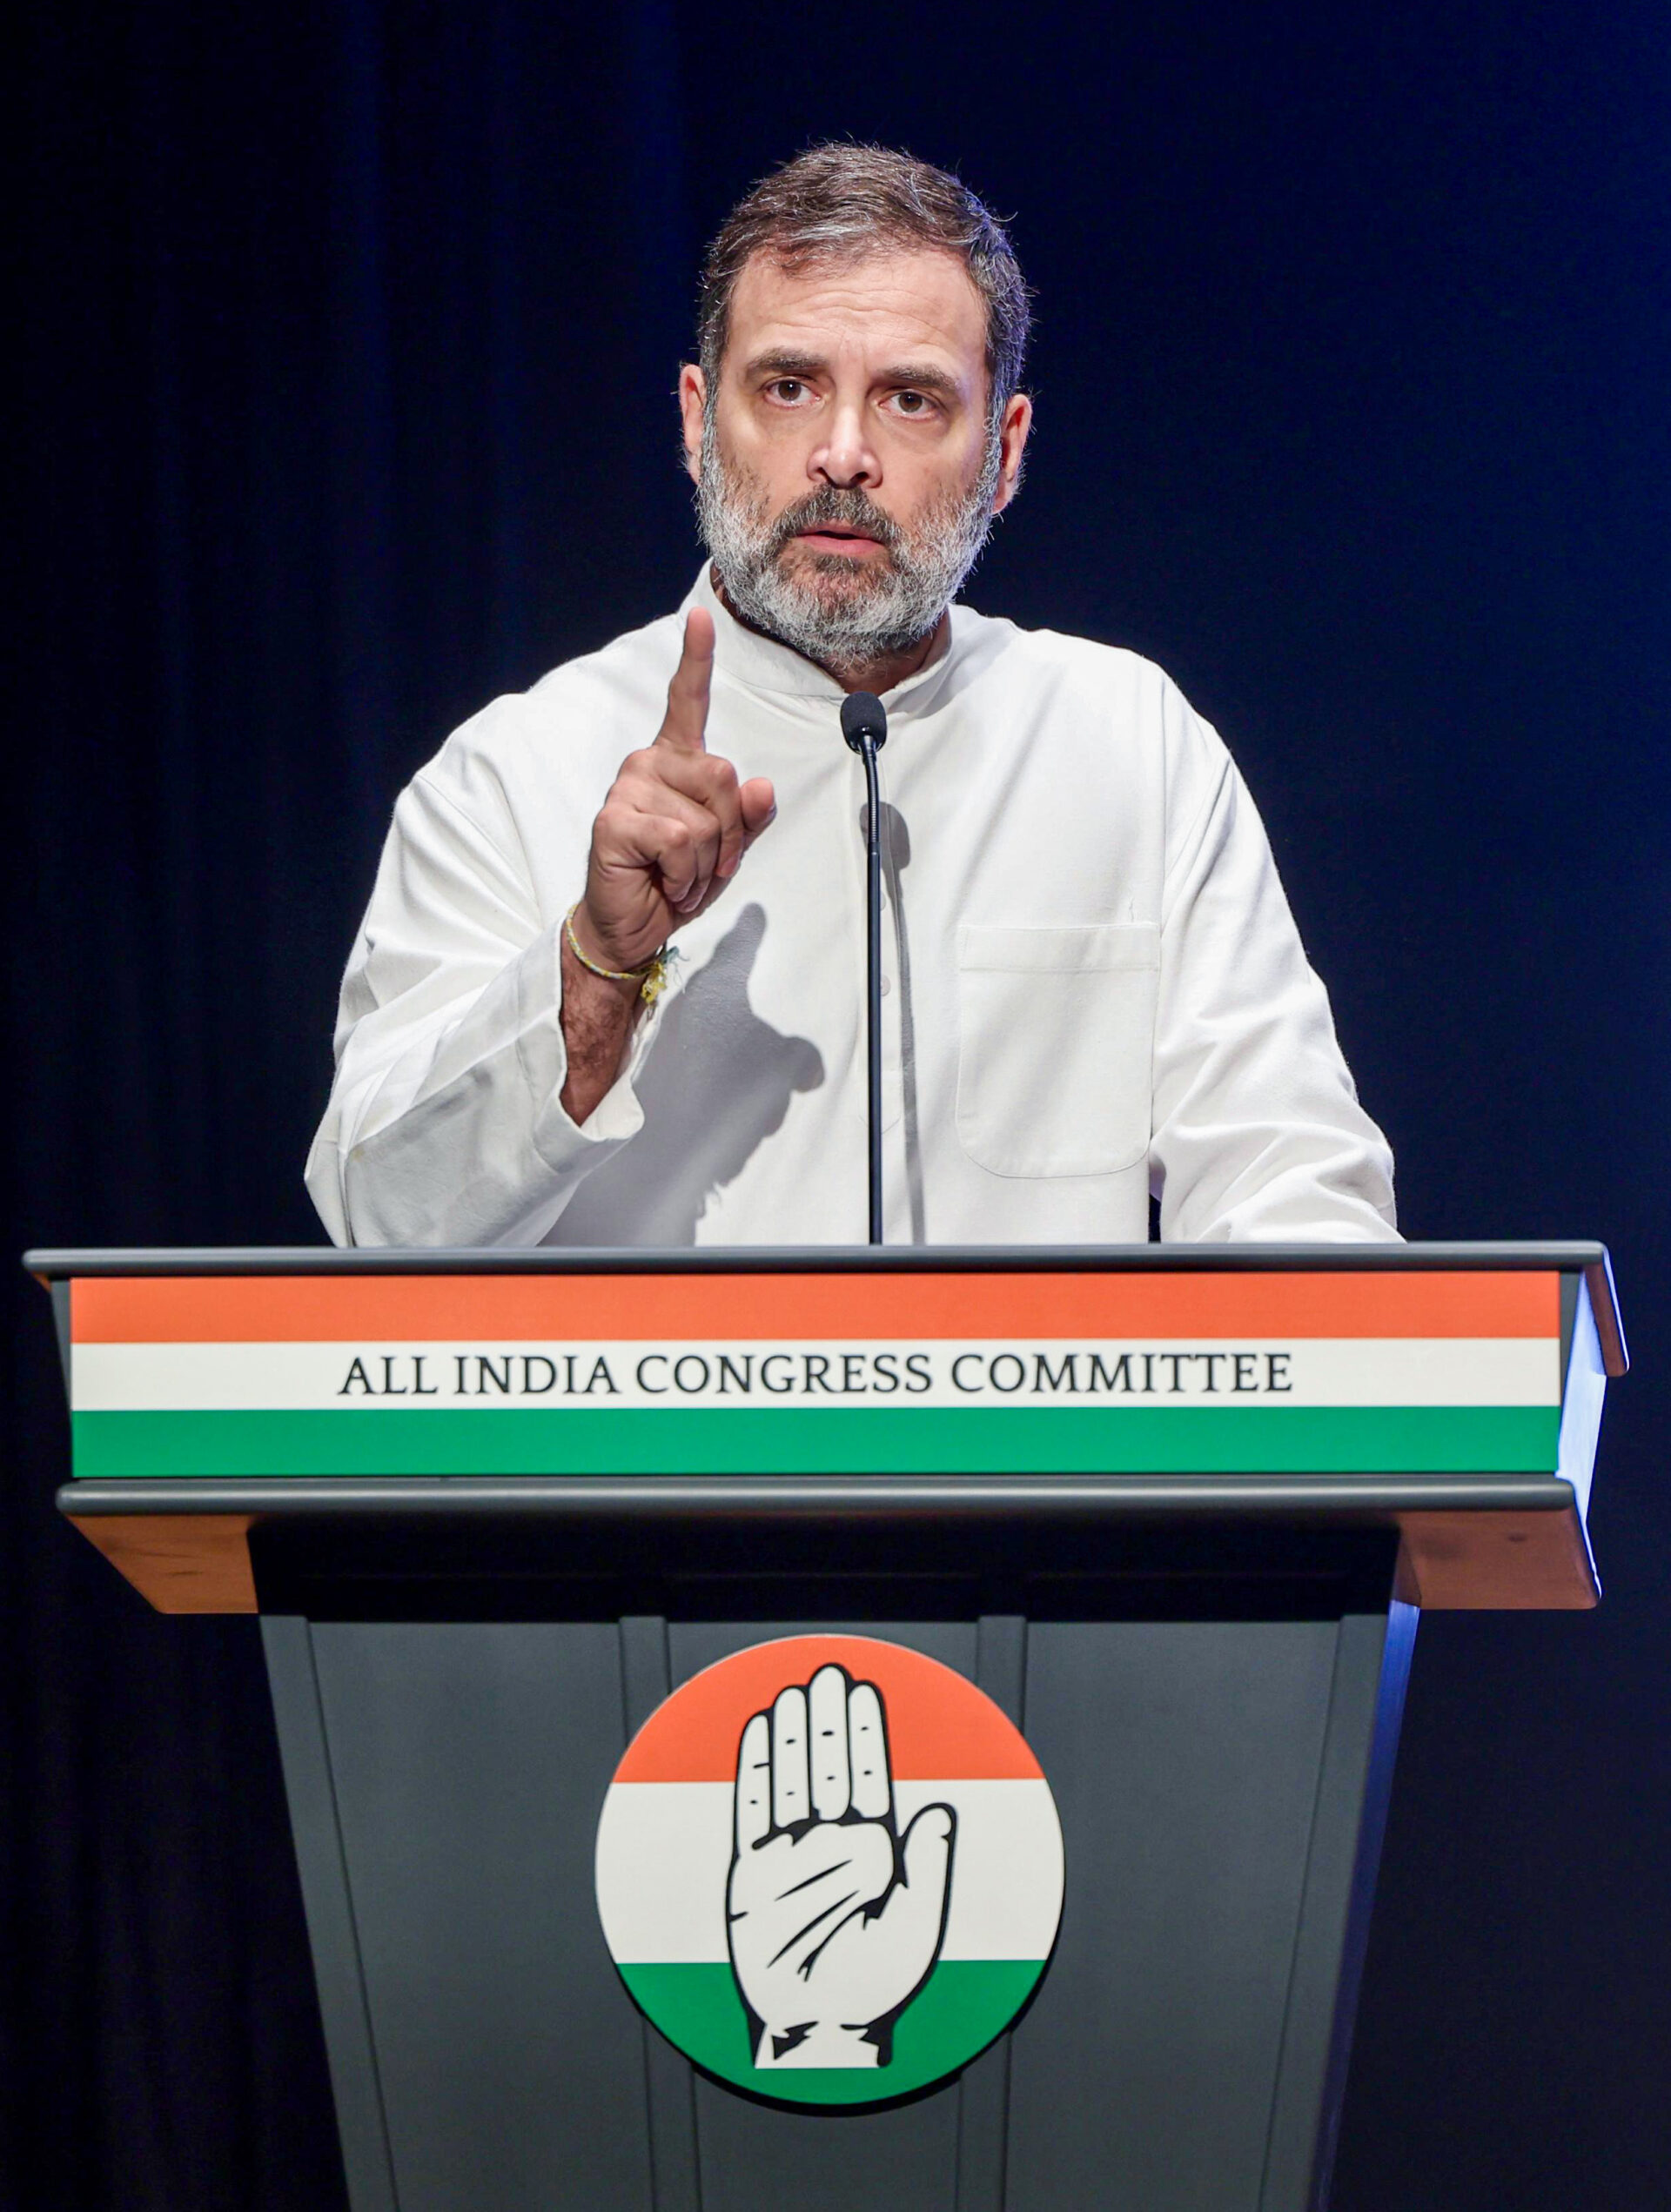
794;523;887;555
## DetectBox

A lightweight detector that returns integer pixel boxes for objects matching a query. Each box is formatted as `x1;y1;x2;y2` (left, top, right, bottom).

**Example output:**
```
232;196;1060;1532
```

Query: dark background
8;3;1667;2203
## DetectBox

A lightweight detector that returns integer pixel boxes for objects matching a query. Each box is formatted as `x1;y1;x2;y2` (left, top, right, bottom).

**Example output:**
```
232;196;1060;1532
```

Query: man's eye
768;379;807;403
891;391;930;416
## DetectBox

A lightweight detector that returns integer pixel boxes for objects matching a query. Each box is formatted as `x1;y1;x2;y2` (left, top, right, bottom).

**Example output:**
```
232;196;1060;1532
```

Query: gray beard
695;412;1001;674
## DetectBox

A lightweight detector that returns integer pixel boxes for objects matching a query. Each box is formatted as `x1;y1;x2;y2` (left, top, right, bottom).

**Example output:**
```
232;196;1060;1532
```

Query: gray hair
696;144;1031;433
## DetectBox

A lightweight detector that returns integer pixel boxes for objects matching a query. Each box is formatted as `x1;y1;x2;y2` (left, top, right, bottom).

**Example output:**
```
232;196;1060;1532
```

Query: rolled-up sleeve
305;765;663;1247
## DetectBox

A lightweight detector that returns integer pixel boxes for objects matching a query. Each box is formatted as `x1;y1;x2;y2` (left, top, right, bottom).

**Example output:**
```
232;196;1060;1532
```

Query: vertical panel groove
621;1616;704;2212
954;1615;1028;2212
261;1617;401;2212
1258;1602;1416;2210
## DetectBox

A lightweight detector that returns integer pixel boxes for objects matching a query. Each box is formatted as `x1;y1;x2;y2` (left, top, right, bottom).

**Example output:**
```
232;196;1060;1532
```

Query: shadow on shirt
547;902;824;1245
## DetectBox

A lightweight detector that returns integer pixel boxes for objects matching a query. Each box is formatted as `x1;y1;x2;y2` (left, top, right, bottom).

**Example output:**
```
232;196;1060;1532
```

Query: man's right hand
570;607;776;975
559;607;775;1126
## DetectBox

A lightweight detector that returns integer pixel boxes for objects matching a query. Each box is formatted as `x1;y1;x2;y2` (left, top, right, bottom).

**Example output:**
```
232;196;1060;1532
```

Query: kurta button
880;975;893;995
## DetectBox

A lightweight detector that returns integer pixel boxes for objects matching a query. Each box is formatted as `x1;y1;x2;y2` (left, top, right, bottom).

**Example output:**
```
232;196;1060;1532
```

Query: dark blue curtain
10;3;1669;2203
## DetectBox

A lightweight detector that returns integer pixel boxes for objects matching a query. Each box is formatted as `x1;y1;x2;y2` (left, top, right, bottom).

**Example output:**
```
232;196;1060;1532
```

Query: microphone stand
840;692;889;1245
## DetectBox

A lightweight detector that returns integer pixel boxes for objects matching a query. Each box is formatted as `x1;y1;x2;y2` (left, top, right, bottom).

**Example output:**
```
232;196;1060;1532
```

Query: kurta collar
681;564;963;721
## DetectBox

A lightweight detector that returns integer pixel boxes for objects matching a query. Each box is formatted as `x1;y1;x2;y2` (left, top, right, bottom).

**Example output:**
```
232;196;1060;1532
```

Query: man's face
681;246;1030;671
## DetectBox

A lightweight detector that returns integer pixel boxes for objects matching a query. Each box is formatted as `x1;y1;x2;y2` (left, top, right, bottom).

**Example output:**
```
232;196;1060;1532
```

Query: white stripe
75;1336;1560;1413
596;1782;734;1963
594;1778;1064;1965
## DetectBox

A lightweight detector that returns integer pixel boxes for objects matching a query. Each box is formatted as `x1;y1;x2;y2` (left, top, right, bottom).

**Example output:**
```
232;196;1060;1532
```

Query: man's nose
809;399;878;489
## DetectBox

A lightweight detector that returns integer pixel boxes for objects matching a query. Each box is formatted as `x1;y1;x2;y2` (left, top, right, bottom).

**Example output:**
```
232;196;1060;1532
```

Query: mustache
767;486;902;555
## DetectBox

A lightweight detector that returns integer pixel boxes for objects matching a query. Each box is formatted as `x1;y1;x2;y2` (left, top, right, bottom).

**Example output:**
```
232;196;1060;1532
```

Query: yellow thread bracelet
565;905;675;1007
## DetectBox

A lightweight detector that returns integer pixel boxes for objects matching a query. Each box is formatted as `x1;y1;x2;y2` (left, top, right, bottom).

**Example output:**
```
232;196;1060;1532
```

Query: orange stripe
613;1635;1042;1783
71;1270;1560;1344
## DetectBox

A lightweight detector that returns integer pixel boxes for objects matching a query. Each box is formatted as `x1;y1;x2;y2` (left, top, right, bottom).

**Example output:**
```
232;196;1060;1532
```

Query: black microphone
840;692;889;1245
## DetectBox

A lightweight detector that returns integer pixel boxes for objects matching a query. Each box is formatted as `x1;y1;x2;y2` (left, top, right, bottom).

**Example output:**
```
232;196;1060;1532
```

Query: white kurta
306;567;1397;1249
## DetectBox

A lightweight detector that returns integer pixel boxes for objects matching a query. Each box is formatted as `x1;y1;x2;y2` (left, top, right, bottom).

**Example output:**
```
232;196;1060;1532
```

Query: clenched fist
571;607;777;975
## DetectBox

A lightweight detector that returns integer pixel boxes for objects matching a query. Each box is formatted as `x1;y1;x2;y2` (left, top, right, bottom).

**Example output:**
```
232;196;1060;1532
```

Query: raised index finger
656;607;715;753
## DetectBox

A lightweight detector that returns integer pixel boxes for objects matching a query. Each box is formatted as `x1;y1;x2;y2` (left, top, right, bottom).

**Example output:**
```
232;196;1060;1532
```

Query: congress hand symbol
727;1664;956;2068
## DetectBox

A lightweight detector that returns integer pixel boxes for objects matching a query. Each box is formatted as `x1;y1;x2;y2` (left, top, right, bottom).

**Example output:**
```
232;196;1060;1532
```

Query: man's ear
990;392;1033;515
679;365;707;484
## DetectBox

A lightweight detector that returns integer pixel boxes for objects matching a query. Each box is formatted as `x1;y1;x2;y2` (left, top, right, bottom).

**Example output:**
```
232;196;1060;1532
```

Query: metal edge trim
23;1241;1612;1279
57;1474;1582;1519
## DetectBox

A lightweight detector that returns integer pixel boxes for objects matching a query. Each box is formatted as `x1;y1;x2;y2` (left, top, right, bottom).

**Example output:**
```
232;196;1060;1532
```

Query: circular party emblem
595;1634;1064;2108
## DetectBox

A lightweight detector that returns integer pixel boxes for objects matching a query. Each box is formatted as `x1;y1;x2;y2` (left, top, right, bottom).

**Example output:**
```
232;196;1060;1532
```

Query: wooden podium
30;1242;1623;2212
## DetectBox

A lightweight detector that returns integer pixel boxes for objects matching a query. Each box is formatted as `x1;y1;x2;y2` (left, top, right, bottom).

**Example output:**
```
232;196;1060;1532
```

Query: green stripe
70;1404;1560;1478
616;1958;1043;2105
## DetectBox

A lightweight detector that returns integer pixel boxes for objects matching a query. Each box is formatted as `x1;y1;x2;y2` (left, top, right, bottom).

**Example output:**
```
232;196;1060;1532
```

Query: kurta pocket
956;922;1160;1177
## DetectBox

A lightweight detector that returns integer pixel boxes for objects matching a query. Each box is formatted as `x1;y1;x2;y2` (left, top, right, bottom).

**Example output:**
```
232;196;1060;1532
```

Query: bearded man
306;144;1396;1249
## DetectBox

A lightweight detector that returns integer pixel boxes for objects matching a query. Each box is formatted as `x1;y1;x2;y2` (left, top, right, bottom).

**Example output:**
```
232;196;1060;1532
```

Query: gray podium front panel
265;1591;1411;2212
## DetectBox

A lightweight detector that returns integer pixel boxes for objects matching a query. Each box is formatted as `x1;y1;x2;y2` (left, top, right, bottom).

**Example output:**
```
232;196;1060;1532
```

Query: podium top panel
24;1241;1627;1377
36;1241;1621;1612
